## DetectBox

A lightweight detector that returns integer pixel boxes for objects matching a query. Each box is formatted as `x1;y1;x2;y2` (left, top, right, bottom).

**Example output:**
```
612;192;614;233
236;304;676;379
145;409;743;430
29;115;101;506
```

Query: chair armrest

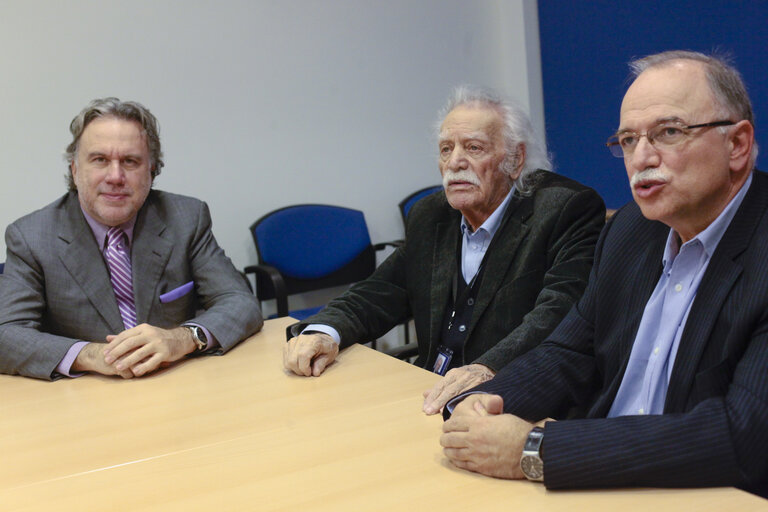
384;342;418;361
243;264;289;317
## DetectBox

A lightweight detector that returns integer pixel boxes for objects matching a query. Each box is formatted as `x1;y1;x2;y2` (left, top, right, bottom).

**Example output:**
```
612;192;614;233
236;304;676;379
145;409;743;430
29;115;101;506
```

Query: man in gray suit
0;98;263;381
283;87;605;414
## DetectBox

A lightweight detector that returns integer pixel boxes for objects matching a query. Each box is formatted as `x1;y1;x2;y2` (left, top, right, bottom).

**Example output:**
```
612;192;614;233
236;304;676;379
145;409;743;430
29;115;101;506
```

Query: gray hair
436;86;552;195
629;50;758;167
64;97;164;191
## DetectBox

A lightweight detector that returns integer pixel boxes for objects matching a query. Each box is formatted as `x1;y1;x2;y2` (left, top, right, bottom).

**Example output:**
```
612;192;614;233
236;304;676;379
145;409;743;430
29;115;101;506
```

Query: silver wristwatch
185;325;207;352
520;426;544;481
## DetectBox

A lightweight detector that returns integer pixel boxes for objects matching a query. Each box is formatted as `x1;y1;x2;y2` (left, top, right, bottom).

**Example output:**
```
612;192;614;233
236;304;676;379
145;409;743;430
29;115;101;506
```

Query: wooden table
1;317;765;511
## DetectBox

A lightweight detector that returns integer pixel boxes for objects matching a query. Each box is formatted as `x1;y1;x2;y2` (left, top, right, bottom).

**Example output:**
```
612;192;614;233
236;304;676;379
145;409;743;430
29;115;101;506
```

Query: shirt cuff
182;323;219;351
444;390;489;415
55;341;89;378
302;324;341;344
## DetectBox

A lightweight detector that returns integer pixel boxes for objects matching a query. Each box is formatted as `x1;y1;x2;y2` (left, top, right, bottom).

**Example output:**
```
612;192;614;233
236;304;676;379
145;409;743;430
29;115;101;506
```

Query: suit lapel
465;193;530;338
131;196;174;324
427;214;460;357
57;194;125;333
664;174;764;412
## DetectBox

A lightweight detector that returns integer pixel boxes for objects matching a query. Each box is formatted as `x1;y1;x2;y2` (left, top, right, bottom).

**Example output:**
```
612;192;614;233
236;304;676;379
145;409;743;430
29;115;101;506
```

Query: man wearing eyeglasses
441;50;768;497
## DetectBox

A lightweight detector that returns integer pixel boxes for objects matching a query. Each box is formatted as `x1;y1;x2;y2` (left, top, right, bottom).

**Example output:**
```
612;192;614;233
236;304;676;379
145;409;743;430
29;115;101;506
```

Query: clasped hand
74;324;196;378
440;394;546;480
283;333;339;376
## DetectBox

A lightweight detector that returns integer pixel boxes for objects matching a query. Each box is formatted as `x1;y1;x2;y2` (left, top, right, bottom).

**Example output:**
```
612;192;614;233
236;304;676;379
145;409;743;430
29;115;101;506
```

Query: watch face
520;455;544;480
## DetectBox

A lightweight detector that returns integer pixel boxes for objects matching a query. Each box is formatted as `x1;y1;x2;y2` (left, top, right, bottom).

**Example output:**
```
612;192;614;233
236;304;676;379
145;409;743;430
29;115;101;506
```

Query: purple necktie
105;227;137;330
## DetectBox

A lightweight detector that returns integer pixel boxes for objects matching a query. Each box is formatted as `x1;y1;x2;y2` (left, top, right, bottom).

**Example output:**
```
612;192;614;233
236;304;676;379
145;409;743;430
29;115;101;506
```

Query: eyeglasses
606;120;735;158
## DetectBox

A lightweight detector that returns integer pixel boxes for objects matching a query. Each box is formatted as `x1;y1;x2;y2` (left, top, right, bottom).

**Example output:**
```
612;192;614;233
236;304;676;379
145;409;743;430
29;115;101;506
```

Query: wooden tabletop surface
1;317;765;511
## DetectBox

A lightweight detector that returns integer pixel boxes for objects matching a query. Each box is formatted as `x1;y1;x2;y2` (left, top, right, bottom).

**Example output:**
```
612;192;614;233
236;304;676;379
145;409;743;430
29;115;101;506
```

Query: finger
294;346;315;376
114;344;154;371
422;378;450;414
311;354;332;376
118;368;135;379
104;325;142;348
473;399;491;416
447;457;481;474
282;340;293;370
440;431;470;449
428;380;469;415
283;340;304;374
104;330;144;362
451;394;486;417
442;447;472;462
483;394;505;415
442;417;471;434
131;353;164;377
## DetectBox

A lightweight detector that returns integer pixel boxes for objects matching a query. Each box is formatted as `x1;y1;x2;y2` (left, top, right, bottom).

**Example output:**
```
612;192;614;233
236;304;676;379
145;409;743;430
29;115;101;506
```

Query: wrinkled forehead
439;105;504;141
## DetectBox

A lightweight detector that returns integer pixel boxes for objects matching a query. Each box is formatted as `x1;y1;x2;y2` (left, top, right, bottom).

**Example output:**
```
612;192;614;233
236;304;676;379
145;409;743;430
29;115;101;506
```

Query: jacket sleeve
0;223;80;380
180;201;263;352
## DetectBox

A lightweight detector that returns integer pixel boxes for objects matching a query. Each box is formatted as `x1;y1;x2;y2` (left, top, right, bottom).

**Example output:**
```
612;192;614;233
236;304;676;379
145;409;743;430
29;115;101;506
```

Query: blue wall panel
538;1;768;208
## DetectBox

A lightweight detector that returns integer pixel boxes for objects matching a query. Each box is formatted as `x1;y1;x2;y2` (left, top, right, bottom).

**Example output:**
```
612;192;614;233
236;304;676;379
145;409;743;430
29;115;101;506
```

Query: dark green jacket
293;171;605;371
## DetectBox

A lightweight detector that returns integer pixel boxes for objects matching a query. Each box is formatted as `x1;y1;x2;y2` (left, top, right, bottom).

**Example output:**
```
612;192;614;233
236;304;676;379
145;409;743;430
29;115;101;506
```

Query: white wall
0;0;543;325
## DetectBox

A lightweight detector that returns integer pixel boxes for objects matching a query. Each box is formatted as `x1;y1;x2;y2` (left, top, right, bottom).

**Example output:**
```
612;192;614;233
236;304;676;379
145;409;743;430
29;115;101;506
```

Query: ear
728;120;754;172
70;160;77;181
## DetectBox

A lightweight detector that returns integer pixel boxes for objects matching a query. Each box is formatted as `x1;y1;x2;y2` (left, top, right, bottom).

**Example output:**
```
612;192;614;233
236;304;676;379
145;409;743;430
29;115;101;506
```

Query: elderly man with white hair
284;86;605;414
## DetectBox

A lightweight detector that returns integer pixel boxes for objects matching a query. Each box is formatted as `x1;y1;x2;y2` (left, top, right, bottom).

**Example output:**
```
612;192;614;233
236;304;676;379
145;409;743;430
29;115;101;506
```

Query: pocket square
159;281;194;303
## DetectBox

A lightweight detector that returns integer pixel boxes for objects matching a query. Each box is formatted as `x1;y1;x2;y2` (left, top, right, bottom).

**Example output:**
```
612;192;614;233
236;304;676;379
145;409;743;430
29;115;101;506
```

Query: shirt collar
460;186;515;238
662;171;753;268
80;207;138;249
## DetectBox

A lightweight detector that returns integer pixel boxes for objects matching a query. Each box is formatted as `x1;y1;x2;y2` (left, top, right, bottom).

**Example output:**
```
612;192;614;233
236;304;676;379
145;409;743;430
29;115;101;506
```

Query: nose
445;147;468;171
628;135;661;170
104;160;126;184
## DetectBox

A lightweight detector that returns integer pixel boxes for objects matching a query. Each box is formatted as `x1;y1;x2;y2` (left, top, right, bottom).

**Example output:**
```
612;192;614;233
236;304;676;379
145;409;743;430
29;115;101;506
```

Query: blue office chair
244;205;397;331
399;185;443;224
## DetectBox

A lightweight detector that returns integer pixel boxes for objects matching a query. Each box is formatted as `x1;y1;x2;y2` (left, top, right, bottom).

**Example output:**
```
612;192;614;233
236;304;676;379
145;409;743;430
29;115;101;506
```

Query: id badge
432;346;453;376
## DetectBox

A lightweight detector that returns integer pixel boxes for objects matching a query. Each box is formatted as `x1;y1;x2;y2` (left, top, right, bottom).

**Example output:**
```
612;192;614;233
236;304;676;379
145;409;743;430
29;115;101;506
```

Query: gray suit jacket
292;171;605;371
0;190;263;380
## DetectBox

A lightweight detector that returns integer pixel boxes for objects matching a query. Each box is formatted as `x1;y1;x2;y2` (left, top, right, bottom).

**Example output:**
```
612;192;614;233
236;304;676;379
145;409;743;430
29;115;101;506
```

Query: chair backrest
398;185;443;224
250;204;375;298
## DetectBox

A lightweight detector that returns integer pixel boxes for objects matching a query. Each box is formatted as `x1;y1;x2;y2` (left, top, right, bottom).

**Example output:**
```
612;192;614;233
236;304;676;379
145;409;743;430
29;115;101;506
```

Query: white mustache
442;170;481;189
630;168;670;188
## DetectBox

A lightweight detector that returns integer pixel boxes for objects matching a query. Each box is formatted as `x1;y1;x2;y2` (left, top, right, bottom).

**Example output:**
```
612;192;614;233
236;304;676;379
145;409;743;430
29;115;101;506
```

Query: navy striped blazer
461;170;768;496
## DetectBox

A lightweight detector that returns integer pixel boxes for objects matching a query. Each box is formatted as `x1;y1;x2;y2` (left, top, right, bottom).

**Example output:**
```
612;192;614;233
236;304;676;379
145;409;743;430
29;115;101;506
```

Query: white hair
436;86;552;194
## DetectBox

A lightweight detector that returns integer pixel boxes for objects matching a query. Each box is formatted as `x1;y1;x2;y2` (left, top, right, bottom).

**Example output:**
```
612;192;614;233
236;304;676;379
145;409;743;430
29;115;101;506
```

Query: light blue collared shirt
459;187;515;283
608;173;753;417
306;187;516;344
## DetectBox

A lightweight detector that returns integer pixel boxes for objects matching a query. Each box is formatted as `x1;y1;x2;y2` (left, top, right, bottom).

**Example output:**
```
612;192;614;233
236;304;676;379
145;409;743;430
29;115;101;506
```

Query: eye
439;144;452;158
654;125;685;143
467;143;482;153
123;158;140;169
618;134;636;148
